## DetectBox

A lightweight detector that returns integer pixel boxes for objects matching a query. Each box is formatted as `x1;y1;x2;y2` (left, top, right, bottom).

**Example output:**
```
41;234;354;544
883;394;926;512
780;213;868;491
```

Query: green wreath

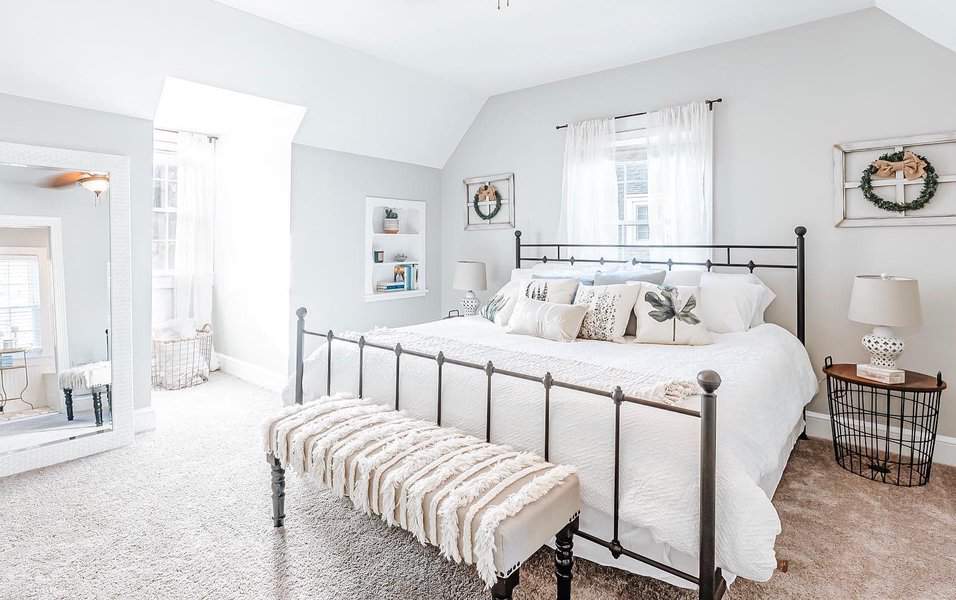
472;185;502;221
860;151;939;212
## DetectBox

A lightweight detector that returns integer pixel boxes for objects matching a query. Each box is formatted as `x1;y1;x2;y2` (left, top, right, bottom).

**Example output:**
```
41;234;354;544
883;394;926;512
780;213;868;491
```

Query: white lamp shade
848;275;921;328
453;261;487;291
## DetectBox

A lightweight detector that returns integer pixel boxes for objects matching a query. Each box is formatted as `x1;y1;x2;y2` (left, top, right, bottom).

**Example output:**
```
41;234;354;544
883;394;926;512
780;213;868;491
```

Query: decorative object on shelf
453;261;487;316
383;207;400;234
848;274;921;381
393;252;407;262
860;150;938;212
373;250;384;263
833;131;956;227
464;173;515;230
824;356;945;486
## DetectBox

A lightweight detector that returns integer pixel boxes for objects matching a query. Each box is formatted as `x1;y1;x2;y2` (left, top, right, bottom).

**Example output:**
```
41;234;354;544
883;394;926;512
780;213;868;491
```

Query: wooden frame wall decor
833;131;956;228
464;173;515;230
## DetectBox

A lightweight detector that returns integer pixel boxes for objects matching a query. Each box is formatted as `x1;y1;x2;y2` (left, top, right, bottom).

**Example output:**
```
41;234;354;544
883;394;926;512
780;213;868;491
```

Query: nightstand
823;356;946;487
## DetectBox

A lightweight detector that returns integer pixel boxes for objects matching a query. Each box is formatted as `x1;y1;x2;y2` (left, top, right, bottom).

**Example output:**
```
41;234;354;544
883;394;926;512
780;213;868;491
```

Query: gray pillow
532;272;595;286
593;269;666;286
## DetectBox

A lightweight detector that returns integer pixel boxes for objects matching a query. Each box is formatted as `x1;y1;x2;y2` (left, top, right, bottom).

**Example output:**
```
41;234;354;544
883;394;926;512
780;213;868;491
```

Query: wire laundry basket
151;325;212;391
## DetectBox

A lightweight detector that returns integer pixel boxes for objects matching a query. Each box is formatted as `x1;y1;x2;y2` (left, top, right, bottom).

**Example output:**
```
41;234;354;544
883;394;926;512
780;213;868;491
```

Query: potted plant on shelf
383;208;400;234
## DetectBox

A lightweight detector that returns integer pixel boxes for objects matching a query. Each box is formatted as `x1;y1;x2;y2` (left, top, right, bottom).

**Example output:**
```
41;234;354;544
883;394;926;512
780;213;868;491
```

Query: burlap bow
871;151;927;179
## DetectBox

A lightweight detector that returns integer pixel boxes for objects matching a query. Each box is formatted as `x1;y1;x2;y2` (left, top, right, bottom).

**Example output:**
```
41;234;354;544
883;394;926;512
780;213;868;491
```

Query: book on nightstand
856;363;906;384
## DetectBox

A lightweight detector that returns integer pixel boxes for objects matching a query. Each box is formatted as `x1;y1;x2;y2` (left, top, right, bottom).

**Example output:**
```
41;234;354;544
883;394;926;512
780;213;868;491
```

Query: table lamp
453;261;487;316
848;274;921;380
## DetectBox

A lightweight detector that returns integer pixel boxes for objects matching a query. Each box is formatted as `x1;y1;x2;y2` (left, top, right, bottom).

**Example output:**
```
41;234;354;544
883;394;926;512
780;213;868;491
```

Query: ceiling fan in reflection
41;171;110;205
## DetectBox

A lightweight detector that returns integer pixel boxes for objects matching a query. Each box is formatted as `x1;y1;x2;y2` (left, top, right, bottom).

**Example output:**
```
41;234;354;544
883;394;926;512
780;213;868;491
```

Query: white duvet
288;316;816;584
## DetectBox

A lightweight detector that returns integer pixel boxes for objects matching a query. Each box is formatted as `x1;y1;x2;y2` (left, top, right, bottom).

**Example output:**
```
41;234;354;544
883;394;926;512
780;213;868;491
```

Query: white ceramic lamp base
862;326;904;369
460;290;480;316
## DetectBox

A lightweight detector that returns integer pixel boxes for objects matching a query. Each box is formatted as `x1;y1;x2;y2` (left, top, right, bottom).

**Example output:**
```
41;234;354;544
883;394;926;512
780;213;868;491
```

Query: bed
287;227;814;599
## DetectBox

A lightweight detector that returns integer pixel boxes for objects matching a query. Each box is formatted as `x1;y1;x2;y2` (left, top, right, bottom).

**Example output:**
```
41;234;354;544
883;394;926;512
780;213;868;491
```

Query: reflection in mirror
0;163;111;454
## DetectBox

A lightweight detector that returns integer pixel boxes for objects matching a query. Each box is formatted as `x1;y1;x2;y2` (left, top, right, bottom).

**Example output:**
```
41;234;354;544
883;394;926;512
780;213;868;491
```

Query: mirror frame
0;141;133;476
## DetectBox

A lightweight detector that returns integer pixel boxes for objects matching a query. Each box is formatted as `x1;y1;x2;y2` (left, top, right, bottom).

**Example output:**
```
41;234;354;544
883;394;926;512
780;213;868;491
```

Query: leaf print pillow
633;283;712;345
478;281;521;326
572;284;641;343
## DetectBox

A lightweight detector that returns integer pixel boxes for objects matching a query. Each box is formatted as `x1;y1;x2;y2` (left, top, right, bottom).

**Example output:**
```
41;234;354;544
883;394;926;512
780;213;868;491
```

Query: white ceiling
212;0;873;95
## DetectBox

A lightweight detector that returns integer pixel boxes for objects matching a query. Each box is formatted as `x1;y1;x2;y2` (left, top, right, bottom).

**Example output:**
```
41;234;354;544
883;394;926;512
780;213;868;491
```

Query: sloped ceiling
0;0;483;168
877;0;956;55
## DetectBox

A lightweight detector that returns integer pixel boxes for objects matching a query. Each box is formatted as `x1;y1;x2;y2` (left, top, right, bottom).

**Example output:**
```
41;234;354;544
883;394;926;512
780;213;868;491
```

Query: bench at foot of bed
263;396;582;599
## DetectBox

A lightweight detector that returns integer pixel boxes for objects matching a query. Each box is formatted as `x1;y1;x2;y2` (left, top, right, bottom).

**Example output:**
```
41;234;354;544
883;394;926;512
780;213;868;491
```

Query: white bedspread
288;316;816;584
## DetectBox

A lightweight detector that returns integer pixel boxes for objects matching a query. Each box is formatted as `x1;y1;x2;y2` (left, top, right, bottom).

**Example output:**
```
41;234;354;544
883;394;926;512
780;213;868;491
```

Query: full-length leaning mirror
0;142;132;475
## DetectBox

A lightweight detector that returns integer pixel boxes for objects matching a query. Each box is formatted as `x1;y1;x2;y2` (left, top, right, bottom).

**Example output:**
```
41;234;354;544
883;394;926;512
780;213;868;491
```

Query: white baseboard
215;353;286;392
135;407;156;434
805;410;956;467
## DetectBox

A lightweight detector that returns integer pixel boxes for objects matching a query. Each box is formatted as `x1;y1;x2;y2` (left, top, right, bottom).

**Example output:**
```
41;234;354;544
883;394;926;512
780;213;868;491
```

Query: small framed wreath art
464;173;515;230
833;132;956;228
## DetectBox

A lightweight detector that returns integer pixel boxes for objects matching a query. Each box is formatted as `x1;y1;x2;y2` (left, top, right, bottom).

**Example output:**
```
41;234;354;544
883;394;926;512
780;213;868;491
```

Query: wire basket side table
823;356;945;487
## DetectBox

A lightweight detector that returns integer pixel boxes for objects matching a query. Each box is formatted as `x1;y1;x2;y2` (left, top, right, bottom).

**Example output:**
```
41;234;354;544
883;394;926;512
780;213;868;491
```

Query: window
153;130;178;274
615;127;650;249
0;254;42;351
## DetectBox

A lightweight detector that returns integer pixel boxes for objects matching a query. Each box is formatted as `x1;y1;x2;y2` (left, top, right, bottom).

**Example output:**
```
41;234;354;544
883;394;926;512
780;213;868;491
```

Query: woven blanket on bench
262;394;577;587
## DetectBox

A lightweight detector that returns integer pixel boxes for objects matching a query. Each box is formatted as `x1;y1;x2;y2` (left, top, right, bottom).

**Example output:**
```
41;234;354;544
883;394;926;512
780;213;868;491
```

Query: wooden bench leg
491;570;519;600
555;516;578;600
269;454;286;527
63;388;74;421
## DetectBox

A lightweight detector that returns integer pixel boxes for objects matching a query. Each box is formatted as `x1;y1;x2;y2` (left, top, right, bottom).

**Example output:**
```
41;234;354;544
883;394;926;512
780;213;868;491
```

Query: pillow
519;278;579;304
478;281;521;326
633;283;712;345
572;284;641;343
700;272;776;326
662;269;705;287
593;269;666;286
698;281;765;333
510;268;535;282
506;296;588;342
533;272;595;286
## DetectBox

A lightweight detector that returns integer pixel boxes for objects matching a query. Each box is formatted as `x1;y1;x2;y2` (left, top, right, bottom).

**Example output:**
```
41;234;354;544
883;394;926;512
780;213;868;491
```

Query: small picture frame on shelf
464;173;515;230
373;250;384;263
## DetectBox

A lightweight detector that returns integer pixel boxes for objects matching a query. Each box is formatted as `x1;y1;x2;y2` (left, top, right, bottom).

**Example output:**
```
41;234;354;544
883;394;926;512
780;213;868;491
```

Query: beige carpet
0;374;953;599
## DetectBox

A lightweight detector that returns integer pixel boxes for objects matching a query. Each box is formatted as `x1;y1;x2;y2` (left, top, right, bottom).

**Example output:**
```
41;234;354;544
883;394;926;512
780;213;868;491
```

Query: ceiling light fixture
78;174;110;204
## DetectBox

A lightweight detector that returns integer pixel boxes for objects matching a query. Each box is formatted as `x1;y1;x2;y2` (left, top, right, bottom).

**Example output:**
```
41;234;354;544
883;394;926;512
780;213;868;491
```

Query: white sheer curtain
646;101;714;261
173;132;216;331
559;118;619;245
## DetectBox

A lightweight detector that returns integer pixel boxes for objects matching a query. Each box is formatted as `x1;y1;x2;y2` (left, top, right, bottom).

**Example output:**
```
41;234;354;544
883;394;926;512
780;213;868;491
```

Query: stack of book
375;262;419;294
376;281;406;293
856;363;906;384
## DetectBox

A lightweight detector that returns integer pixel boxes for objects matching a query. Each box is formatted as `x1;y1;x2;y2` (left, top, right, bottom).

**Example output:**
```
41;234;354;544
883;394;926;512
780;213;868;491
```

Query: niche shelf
364;197;427;302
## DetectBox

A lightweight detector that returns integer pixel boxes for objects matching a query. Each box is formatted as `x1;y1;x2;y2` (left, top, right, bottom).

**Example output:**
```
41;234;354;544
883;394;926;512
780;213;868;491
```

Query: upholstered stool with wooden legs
263;395;583;599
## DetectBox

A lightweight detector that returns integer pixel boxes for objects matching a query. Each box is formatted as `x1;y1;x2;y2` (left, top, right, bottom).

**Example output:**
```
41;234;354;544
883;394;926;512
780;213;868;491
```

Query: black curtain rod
555;98;722;130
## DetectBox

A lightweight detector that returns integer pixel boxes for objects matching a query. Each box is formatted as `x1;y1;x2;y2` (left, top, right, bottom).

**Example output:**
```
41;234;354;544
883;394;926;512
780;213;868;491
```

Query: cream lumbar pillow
634;283;712;345
518;278;579;304
573;284;641;343
479;281;522;326
506;296;588;342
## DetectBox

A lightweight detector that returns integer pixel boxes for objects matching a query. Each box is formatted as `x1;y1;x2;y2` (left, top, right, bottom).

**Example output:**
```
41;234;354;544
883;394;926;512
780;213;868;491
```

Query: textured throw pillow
573;284;641;343
478;281;521;326
593;269;666;286
698;281;765;333
633;283;712;345
700;272;776;326
506;296;588;342
519;278;579;304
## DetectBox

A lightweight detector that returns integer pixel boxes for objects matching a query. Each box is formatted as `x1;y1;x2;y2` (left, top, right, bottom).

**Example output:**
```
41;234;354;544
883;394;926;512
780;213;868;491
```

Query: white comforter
289;317;816;583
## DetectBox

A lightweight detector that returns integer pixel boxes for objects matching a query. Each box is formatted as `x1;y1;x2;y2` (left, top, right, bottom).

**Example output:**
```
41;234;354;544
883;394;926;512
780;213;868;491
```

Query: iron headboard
514;226;807;345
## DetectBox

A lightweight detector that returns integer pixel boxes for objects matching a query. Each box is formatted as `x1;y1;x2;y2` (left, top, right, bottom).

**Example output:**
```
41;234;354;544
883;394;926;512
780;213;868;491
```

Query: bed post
268;453;286;527
514;230;522;268
295;307;306;405
698;370;720;600
795;226;806;346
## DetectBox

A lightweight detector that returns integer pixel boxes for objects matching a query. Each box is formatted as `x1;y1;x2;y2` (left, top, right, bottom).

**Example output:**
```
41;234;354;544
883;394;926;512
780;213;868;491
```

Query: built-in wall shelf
365;197;427;302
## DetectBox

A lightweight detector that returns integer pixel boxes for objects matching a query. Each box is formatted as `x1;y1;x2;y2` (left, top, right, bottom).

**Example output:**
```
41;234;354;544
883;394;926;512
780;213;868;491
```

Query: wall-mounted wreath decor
833;132;956;228
464;173;515;230
860;150;939;212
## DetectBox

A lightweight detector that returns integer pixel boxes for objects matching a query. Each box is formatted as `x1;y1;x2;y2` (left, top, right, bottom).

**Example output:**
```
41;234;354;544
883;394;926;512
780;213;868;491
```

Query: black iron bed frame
280;226;807;600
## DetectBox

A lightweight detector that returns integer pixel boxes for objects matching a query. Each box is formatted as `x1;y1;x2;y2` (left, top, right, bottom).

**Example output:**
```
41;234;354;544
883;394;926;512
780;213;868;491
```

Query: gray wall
0;184;110;365
440;9;956;436
0;93;153;410
290;144;442;364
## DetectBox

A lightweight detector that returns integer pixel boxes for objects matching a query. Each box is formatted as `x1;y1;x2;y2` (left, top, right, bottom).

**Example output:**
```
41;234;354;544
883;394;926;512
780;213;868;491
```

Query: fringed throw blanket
263;395;576;588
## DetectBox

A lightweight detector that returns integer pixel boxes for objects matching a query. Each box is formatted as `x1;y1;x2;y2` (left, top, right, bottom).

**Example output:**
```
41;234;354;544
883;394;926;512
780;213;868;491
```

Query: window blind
0;254;42;351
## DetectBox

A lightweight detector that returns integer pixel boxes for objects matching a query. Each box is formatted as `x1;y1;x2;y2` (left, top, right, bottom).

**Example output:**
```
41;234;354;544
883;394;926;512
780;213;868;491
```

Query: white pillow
510;268;534;282
633;283;712;345
506;296;588;342
572;284;641;343
700;272;776;326
478;280;521;326
663;269;705;287
698;281;765;333
518;278;579;304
